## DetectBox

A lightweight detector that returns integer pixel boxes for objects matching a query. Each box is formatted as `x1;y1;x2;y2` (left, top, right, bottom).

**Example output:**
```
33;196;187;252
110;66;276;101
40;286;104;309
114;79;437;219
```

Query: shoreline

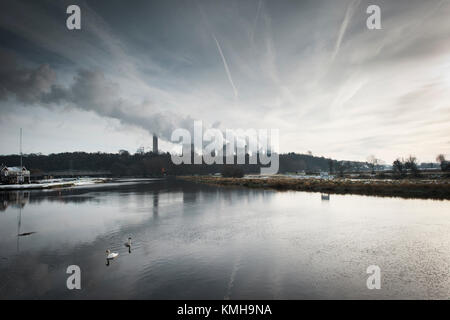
0;177;110;191
179;176;450;200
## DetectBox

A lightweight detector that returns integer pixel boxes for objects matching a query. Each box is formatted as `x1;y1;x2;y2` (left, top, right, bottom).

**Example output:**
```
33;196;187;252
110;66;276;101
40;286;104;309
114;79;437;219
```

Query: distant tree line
1;151;446;178
391;154;450;178
0;151;367;177
392;156;419;177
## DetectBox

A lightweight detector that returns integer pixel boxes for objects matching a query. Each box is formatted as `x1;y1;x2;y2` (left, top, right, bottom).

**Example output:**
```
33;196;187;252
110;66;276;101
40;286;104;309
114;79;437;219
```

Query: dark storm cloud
0;49;195;140
42;68;197;139
0;50;55;104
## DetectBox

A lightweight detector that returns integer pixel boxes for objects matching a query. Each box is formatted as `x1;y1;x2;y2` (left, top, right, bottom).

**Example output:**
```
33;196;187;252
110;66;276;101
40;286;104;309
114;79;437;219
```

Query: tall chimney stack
153;134;158;154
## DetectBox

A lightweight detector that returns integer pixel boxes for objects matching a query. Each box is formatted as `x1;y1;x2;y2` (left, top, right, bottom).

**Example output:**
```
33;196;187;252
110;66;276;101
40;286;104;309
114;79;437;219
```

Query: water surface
0;179;449;299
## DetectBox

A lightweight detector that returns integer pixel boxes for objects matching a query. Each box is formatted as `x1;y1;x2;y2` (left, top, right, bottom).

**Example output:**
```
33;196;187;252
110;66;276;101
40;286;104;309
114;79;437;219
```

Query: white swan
106;249;119;259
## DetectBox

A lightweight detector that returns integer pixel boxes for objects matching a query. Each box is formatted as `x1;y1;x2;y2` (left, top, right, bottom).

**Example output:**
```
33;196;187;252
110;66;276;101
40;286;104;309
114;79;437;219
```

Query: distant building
0;166;31;184
153;135;158;154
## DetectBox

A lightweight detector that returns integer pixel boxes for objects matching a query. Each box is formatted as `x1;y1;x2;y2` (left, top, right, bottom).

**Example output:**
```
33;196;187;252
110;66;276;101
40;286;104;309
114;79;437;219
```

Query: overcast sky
0;0;449;163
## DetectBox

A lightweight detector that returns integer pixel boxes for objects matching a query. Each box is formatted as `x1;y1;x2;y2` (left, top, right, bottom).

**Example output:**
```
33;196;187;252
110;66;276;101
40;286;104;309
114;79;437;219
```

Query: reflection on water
0;179;450;299
0;191;30;211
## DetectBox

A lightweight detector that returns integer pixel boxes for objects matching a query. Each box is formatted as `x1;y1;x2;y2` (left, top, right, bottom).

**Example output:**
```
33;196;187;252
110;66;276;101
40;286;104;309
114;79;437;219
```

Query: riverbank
179;176;450;200
0;178;110;191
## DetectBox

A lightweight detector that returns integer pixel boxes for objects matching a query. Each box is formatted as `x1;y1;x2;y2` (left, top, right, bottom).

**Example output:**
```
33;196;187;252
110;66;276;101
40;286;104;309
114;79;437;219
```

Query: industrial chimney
153;134;158;154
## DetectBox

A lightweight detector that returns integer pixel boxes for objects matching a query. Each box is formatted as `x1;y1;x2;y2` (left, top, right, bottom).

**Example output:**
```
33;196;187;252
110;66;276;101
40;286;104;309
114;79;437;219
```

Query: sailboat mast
20;128;23;168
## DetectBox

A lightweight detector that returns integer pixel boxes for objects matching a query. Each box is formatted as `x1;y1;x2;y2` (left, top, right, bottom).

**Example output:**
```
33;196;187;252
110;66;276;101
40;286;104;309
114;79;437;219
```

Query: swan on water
125;237;132;253
106;249;119;259
125;237;131;248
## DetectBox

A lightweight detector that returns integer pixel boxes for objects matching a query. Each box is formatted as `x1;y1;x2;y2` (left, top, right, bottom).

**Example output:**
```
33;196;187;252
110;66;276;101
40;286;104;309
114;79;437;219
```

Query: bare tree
436;154;449;172
404;155;419;176
392;158;405;177
436;154;446;163
366;155;379;174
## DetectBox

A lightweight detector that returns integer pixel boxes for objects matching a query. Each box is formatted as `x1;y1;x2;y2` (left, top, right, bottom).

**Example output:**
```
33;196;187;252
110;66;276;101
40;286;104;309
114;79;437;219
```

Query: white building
0;166;31;184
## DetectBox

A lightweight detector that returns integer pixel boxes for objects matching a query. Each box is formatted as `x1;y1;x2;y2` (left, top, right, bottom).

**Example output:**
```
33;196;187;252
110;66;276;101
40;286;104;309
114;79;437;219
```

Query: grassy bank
179;176;450;200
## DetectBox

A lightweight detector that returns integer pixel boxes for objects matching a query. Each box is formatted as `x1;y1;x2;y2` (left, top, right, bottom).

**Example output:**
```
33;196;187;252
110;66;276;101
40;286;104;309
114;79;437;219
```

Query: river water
0;179;449;299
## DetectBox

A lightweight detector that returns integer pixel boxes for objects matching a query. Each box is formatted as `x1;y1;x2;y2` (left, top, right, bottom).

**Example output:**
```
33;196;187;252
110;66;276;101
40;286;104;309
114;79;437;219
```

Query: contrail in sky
212;33;238;98
332;0;361;61
251;0;263;41
195;0;238;98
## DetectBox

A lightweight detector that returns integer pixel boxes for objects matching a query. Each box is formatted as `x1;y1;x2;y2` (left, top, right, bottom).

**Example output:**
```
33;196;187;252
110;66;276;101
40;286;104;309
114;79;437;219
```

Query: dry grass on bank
179;176;450;200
